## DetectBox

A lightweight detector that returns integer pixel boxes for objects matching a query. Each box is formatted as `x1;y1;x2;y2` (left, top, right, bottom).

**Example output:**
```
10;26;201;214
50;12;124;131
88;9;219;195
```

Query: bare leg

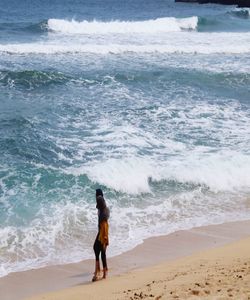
102;267;108;279
93;235;101;281
92;260;100;281
101;247;108;279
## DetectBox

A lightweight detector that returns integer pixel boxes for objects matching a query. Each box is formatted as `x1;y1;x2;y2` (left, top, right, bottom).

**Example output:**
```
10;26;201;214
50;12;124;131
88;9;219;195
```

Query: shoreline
1;219;250;300
28;230;250;300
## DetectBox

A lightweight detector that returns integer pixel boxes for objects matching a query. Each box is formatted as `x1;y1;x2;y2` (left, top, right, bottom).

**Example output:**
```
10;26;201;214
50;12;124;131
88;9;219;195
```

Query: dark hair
96;195;110;222
96;195;106;210
96;188;103;197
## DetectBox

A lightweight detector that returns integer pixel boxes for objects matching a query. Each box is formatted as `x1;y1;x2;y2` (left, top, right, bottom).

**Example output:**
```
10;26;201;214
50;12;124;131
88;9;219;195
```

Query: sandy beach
1;219;250;300
28;235;250;300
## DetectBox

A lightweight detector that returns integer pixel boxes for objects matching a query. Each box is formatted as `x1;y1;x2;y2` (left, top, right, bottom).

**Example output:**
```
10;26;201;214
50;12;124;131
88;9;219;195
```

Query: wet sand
1;220;250;300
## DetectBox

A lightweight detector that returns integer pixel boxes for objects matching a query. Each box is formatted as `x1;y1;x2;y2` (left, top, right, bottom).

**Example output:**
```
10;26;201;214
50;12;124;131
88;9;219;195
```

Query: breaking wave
47;17;198;34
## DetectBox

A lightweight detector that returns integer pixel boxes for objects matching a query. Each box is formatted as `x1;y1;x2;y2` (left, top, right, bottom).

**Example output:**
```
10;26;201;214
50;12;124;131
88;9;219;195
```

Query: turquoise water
0;0;250;277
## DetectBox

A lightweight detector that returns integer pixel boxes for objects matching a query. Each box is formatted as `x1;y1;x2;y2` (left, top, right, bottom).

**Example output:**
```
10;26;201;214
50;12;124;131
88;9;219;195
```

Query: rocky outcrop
175;0;250;7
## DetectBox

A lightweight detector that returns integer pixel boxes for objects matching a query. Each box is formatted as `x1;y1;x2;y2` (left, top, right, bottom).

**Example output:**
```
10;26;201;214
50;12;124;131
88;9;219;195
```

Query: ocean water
0;0;250;277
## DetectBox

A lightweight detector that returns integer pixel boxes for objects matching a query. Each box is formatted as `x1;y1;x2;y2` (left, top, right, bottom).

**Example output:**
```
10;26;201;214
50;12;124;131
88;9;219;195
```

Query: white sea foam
67;151;250;195
0;200;97;277
47;17;198;34
1;31;250;54
1;186;249;278
61;99;250;196
162;152;250;193
86;157;153;194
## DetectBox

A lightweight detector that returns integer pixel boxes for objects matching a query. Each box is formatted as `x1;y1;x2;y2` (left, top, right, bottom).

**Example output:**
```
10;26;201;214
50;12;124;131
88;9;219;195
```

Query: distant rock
175;0;250;7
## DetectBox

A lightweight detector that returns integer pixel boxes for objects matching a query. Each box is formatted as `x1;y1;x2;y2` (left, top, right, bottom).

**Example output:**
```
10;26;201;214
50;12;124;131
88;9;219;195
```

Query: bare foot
103;268;108;279
92;270;101;282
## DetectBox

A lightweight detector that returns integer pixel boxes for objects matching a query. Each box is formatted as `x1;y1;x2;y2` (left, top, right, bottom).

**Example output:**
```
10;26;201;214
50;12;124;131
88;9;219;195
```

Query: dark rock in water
175;0;250;7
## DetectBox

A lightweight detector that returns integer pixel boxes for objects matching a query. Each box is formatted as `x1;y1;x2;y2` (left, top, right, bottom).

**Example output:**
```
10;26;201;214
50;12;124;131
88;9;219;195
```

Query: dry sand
1;220;250;300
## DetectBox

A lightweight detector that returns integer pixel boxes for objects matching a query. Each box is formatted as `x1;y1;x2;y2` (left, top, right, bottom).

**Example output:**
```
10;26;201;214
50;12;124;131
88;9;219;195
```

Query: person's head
96;188;103;198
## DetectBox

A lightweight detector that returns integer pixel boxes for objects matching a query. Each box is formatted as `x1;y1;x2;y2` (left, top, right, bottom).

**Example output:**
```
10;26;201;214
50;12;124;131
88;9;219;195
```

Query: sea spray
47;17;198;34
1;31;250;54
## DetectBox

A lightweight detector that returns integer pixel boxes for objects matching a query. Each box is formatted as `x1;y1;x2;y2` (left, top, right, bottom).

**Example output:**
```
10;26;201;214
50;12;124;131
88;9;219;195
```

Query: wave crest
47;17;198;34
68;153;250;195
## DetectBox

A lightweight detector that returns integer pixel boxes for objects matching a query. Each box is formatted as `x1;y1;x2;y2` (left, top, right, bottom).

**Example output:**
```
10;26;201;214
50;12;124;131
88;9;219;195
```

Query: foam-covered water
0;0;250;278
47;17;199;34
